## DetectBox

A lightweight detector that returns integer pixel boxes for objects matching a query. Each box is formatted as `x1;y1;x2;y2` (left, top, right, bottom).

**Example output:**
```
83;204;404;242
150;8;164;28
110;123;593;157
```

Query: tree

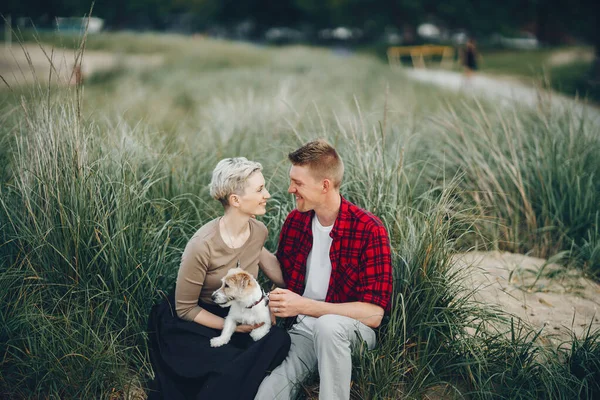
570;0;600;82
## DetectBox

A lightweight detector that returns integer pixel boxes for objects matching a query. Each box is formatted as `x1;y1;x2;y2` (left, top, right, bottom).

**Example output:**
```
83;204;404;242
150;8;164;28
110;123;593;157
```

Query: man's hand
269;288;307;318
235;322;264;333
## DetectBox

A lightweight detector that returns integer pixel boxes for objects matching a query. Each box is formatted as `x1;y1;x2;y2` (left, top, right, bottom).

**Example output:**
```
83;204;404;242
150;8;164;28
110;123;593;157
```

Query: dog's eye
224;283;229;288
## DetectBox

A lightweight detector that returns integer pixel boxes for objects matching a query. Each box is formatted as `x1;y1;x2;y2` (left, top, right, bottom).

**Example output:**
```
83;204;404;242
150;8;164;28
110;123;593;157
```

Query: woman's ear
229;193;240;207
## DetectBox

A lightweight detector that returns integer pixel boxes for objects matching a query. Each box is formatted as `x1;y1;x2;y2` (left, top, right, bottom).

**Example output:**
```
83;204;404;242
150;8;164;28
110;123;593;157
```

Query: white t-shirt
293;215;333;335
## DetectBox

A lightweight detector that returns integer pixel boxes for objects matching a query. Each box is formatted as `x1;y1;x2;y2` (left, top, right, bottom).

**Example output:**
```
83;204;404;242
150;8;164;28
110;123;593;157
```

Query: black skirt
466;50;477;70
147;295;291;400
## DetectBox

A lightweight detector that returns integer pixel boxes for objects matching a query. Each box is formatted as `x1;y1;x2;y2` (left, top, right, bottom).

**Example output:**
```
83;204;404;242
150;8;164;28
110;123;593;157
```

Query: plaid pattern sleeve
357;223;393;311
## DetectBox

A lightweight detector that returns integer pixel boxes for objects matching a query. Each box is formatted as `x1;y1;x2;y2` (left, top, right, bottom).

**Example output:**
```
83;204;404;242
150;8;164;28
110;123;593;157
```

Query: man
256;139;393;400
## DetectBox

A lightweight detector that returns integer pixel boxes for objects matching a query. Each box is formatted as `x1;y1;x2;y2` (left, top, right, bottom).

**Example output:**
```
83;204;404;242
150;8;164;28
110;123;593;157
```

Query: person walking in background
462;38;480;85
147;157;290;400
255;139;393;400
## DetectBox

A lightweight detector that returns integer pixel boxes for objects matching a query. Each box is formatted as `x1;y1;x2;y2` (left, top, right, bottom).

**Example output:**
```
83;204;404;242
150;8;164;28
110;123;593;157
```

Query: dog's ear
240;273;251;288
231;272;252;288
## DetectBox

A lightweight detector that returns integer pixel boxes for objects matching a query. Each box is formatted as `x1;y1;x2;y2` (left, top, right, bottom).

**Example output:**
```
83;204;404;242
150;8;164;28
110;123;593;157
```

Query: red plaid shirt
276;196;393;311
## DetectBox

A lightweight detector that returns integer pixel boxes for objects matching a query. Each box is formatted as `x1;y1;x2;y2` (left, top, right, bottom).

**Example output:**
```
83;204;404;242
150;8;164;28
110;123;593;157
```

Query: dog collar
246;289;269;309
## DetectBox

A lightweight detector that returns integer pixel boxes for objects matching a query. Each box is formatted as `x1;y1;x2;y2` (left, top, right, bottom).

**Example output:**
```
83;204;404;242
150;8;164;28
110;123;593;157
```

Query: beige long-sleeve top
175;218;268;321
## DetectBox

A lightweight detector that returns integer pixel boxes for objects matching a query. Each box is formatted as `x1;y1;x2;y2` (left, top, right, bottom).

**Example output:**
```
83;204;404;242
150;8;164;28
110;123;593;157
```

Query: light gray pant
254;314;376;400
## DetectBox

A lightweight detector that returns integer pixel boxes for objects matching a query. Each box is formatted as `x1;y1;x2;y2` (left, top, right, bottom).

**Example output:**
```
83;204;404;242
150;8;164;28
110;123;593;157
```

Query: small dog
210;268;271;347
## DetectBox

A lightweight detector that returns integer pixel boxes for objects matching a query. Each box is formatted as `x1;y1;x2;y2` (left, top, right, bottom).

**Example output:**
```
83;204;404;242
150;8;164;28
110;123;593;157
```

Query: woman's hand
235;322;264;333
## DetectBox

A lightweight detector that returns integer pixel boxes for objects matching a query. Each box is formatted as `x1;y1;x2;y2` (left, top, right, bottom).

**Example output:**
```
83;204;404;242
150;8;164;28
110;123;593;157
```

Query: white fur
210;268;271;347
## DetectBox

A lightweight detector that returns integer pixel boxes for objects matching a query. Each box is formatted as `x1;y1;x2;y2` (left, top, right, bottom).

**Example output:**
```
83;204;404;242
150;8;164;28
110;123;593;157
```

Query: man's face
288;165;324;212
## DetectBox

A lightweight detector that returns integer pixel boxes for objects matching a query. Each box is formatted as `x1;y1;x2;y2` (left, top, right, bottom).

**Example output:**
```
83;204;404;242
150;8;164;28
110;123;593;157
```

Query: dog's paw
210;336;228;347
250;327;270;341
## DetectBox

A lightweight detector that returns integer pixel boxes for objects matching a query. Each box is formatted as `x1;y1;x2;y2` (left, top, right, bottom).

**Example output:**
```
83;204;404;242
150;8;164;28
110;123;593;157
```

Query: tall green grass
1;33;599;398
0;92;180;397
426;99;600;276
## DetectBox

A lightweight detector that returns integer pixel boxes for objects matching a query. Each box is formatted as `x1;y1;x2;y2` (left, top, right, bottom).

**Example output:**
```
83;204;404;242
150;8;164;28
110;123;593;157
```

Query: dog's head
211;268;257;307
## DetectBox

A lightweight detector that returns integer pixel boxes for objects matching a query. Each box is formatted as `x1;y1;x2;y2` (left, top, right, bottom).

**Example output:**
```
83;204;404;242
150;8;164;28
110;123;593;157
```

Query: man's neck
314;193;341;227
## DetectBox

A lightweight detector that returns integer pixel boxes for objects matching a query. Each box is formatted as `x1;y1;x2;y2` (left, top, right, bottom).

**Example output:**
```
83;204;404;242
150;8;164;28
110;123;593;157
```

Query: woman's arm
194;309;264;332
175;237;211;321
258;247;286;288
193;308;226;329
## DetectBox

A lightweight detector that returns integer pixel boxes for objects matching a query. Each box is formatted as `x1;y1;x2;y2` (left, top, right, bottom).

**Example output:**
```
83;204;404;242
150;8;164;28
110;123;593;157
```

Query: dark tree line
0;0;595;39
1;0;599;79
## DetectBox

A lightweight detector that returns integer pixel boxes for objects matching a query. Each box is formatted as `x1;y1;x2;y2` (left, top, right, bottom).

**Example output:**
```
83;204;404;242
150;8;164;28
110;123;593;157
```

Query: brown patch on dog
228;270;253;288
221;269;256;297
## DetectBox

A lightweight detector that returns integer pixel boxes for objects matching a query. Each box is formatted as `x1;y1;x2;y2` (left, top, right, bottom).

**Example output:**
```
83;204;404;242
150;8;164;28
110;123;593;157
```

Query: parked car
55;17;104;33
491;33;539;49
265;27;305;44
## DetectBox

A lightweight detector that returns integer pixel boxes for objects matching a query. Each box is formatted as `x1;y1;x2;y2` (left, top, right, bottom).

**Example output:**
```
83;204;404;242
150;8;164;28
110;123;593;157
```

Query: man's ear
322;179;331;193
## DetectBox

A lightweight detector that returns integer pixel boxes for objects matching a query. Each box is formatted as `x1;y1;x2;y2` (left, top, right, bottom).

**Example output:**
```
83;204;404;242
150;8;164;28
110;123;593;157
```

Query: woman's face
236;171;270;216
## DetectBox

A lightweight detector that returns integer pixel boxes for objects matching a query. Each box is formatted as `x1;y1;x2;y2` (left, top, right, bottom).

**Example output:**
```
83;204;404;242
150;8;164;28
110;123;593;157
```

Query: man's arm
258;247;286;288
268;289;384;329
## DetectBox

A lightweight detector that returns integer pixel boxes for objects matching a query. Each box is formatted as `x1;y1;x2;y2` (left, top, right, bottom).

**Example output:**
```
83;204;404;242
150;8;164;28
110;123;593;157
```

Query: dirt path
403;68;600;126
0;44;163;87
454;251;600;342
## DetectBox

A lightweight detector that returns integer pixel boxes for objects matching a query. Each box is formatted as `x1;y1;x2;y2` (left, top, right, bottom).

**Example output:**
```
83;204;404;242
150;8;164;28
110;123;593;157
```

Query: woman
147;158;290;400
462;38;479;82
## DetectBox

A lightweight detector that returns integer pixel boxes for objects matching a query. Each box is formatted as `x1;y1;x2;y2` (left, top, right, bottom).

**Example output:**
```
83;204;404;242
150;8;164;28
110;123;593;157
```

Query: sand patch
0;44;163;88
454;251;600;341
548;48;594;67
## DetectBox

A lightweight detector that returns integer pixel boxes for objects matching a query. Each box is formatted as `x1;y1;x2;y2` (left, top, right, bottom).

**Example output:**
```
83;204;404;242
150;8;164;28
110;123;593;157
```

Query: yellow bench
387;45;455;68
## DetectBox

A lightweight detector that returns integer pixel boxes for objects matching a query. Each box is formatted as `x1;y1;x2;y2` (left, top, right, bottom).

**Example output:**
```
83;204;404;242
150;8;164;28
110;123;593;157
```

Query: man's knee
313;314;375;349
313;314;356;345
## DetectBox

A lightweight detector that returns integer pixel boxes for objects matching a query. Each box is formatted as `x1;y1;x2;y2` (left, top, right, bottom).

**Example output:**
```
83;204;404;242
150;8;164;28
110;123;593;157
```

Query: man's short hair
209;157;262;206
288;139;344;189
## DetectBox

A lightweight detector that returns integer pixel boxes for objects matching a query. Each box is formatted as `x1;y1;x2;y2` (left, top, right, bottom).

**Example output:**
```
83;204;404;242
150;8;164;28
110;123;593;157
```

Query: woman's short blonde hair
209;157;263;206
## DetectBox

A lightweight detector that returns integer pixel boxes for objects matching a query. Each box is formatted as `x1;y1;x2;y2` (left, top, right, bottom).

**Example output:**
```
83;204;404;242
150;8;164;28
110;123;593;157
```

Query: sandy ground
454;251;600;342
548;48;594;67
0;44;163;87
403;68;600;126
